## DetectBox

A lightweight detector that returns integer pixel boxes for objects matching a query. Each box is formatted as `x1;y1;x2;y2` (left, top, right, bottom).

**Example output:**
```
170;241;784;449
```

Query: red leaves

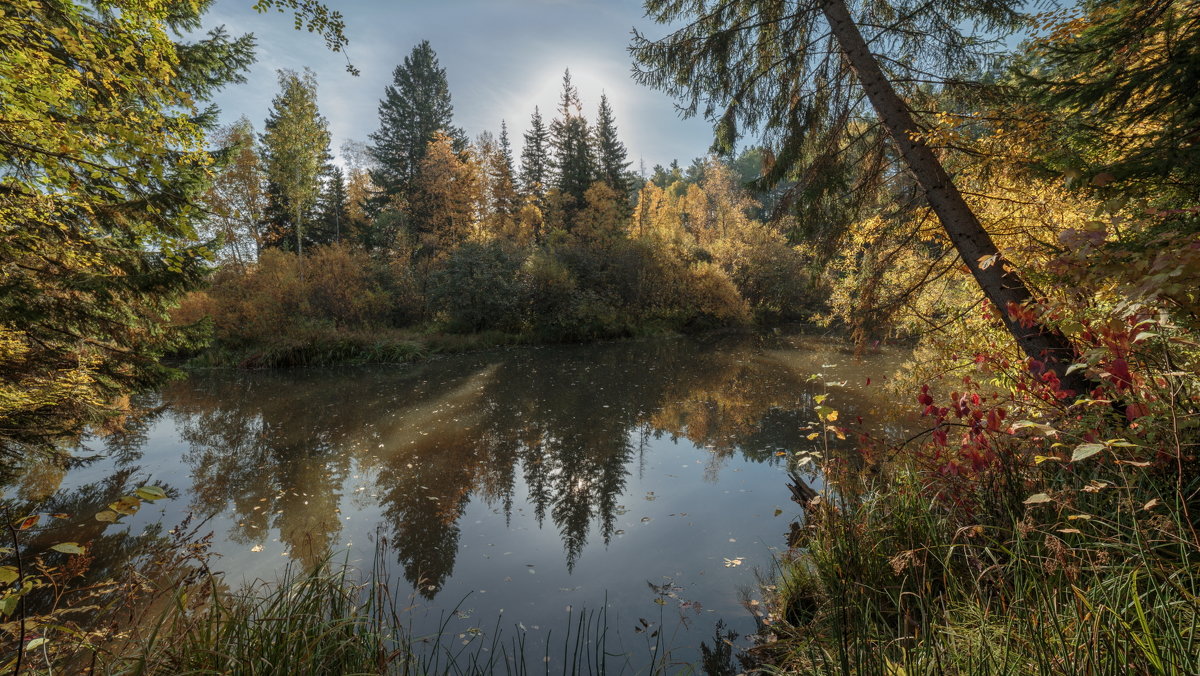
1106;357;1133;392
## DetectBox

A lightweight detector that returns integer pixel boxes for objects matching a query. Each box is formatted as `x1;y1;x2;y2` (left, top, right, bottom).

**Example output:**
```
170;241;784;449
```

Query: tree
0;0;253;461
316;165;350;245
520;106;552;208
549;70;595;218
593;93;633;202
204;118;268;265
632;0;1090;395
1020;0;1200;201
410;132;484;252
259;68;332;258
478;126;521;241
369;40;464;203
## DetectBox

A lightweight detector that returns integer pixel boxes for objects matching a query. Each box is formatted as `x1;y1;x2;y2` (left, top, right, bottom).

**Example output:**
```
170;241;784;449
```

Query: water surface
8;330;910;669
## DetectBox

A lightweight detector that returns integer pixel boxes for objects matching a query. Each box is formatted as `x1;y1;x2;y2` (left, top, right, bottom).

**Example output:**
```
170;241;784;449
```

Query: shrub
426;241;525;333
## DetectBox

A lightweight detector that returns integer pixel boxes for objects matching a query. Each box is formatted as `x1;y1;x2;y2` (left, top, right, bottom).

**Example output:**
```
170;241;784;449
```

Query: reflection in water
1;329;910;667
166;332;907;598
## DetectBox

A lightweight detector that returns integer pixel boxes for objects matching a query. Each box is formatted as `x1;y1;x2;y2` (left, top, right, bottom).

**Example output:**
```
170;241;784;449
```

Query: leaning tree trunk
821;0;1090;395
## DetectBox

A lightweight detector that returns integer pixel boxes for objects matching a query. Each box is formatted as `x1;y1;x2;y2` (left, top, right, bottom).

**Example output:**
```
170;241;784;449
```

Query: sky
200;0;717;171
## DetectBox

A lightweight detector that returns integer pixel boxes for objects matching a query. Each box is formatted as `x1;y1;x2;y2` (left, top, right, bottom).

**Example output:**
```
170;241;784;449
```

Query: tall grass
104;545;699;675
757;451;1200;675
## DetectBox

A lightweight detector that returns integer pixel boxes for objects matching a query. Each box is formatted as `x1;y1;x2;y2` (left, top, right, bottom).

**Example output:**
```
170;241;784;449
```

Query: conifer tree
369;41;464;203
0;0;253;459
632;0;1091;394
481;123;520;236
593;93;632;200
549;70;595;217
520;106;551;204
316;165;350;244
260;68;332;257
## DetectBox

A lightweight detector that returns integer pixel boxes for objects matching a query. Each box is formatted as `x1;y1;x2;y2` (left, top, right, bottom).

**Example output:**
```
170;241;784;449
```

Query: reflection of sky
200;0;715;170
17;332;913;668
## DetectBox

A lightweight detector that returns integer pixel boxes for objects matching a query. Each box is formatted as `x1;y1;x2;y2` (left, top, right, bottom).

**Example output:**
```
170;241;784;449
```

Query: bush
426;241;525;333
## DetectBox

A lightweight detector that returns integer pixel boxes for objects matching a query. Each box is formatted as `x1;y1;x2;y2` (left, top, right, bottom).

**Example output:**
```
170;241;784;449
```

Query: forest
2;0;1199;674
174;56;821;368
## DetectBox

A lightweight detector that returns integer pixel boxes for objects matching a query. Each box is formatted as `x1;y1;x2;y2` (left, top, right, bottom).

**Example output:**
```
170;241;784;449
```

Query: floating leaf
108;496;141;516
135;486;167;501
250;544;264;553
94;510;119;523
1023;493;1052;505
806;433;820;441
50;543;85;555
1071;443;1105;462
14;515;38;530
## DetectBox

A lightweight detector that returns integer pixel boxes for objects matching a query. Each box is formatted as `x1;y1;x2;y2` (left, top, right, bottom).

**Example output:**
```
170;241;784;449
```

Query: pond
6;329;912;670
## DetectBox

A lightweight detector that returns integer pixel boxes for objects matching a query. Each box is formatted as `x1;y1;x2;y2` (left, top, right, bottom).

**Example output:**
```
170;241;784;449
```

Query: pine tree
593;93;632;200
369;41;464;203
549;70;595;217
520;106;551;205
260;68;332;257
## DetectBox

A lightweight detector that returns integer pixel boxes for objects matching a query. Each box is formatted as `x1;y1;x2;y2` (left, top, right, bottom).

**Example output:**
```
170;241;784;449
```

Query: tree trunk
821;0;1089;395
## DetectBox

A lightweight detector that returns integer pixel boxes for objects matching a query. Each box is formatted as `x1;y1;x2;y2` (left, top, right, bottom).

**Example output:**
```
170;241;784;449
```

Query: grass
82;544;707;675
752;450;1200;675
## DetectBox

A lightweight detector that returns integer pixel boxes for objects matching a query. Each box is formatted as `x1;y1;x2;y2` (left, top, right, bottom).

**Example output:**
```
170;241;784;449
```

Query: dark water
6;330;910;670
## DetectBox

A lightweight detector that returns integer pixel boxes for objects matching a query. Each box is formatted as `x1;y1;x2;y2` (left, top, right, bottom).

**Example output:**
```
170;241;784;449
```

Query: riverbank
746;346;1200;674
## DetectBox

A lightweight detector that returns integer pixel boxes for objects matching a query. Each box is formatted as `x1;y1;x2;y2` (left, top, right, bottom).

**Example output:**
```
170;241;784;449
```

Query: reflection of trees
165;333;898;596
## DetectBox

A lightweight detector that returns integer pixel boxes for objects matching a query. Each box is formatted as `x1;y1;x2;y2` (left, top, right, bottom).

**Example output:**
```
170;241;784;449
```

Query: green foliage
1020;0;1200;200
259;68;332;254
427;241;525;333
520;107;552;208
0;0;252;462
549;70;596;216
593;93;633;202
369;40;464;204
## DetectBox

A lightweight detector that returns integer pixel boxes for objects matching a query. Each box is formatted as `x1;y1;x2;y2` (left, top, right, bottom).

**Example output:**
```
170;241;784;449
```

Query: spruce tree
260;68;332;257
369;40;464;203
316;165;350;244
0;0;253;459
491;122;520;221
549;70;595;216
593;93;632;203
520;106;551;203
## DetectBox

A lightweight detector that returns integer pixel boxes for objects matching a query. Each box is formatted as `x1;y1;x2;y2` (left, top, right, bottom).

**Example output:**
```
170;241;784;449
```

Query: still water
11;330;910;669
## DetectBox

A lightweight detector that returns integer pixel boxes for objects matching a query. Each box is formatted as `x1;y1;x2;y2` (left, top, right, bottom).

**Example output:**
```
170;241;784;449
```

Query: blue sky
201;0;716;170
